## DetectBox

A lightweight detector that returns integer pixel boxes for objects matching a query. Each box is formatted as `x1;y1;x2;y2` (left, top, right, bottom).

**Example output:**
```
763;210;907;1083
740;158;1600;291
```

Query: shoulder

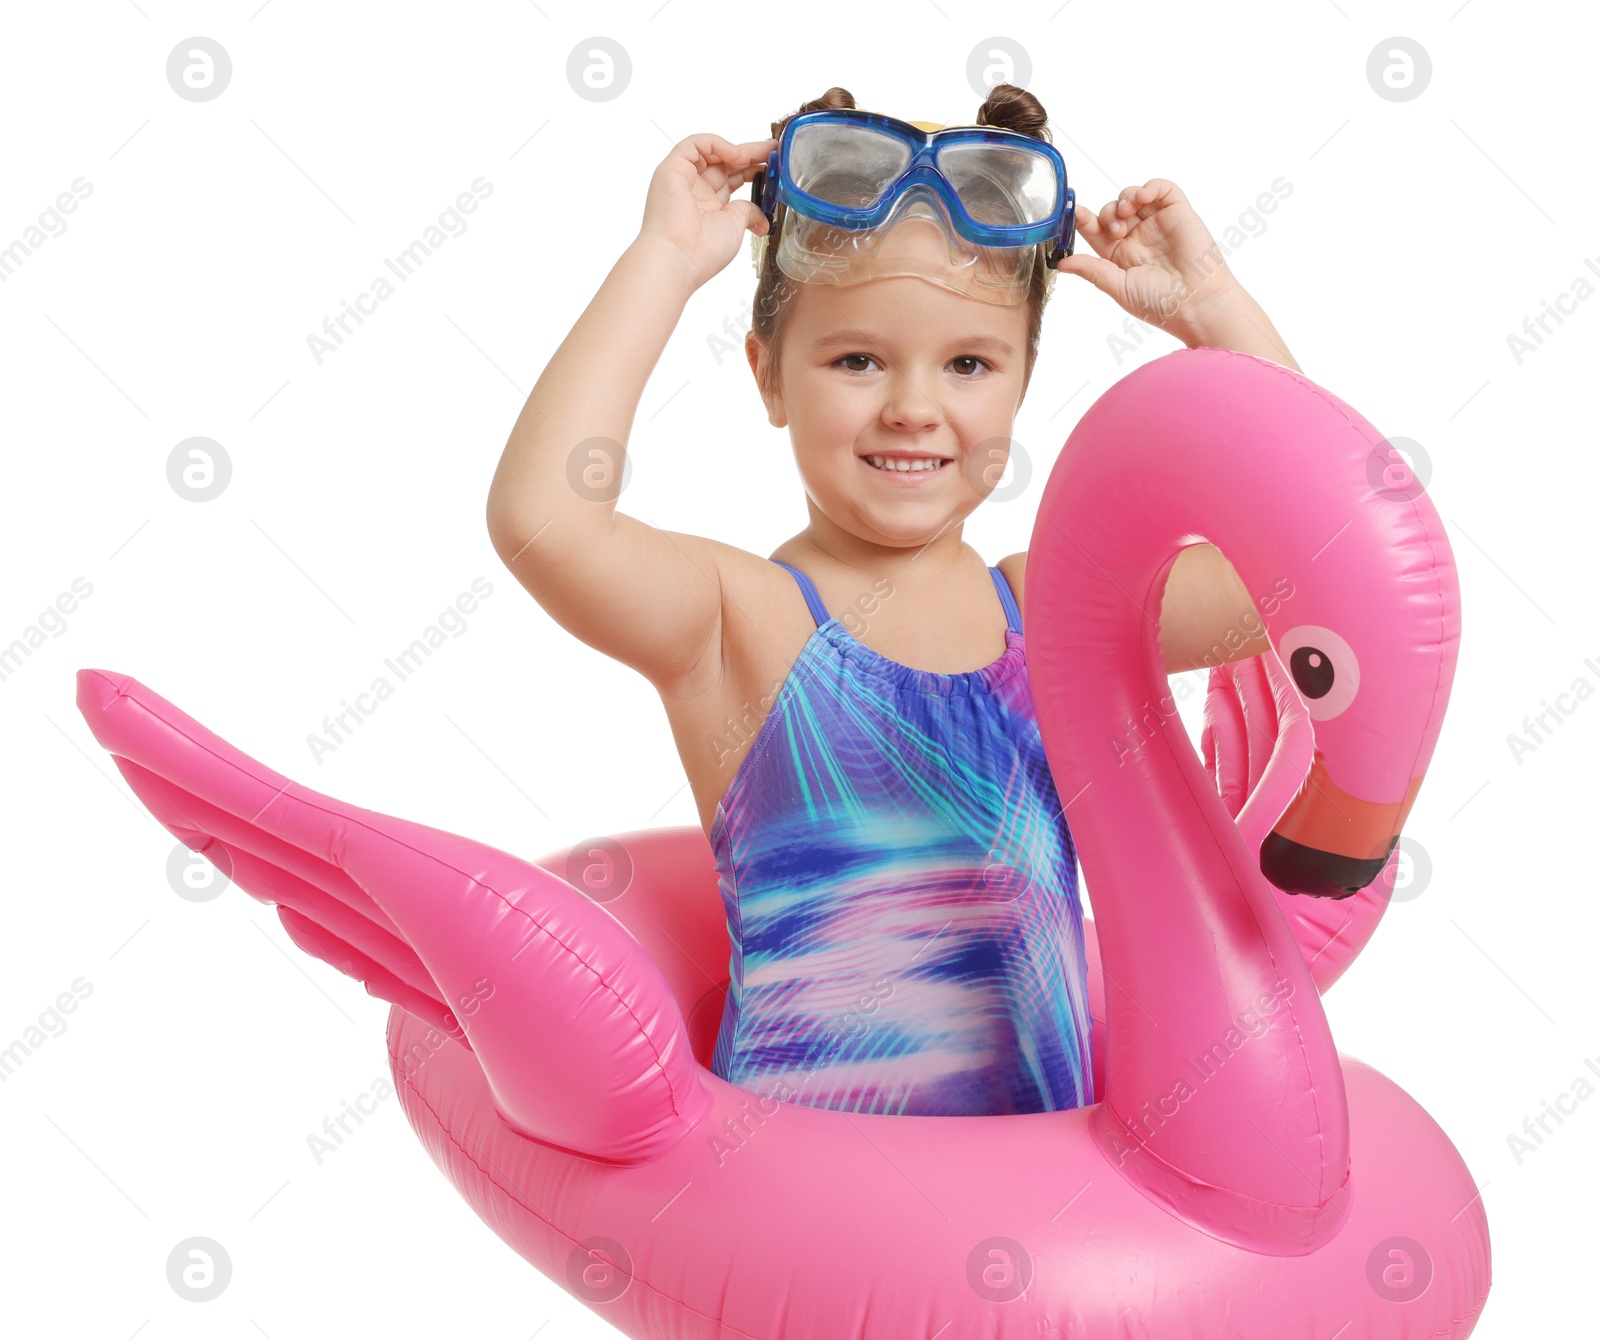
996;550;1027;608
641;533;812;698
672;533;806;608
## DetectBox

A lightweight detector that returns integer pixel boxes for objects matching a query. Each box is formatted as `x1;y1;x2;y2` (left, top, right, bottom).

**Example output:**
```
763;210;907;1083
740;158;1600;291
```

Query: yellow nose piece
906;119;945;133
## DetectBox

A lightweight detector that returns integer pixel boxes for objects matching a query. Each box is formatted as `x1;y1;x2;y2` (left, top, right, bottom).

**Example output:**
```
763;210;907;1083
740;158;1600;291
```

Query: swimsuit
708;558;1095;1116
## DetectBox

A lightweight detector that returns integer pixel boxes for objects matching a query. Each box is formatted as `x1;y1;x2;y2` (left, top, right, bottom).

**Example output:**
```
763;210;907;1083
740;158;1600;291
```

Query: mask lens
771;117;1057;306
787;122;911;209
934;141;1060;229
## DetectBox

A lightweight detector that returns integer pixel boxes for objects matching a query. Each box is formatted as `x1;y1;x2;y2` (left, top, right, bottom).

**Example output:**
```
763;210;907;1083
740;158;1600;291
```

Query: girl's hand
637;133;777;293
1054;179;1244;343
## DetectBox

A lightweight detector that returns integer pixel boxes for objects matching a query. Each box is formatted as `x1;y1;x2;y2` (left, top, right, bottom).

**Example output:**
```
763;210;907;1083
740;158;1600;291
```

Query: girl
486;84;1299;1118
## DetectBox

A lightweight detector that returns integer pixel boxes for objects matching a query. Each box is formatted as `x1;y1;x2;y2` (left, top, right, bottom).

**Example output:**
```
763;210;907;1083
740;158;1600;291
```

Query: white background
2;2;1593;1336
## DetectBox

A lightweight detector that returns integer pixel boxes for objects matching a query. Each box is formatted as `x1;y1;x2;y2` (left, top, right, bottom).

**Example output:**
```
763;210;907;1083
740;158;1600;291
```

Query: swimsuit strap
990;565;1023;635
772;558;1023;634
771;559;831;627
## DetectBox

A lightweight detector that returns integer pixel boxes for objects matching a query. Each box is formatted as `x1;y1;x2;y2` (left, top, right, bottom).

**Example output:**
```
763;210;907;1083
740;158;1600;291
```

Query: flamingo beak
1260;750;1424;899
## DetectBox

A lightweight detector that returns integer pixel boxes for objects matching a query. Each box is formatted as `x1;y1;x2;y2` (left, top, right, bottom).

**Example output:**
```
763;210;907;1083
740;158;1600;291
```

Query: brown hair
749;83;1058;401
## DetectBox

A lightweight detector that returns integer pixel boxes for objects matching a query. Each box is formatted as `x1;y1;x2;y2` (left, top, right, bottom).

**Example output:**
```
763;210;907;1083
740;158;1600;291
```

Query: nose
880;367;943;433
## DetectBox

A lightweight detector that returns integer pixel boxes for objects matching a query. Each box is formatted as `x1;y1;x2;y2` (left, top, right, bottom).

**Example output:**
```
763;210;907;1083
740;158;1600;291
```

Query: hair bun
975;83;1050;142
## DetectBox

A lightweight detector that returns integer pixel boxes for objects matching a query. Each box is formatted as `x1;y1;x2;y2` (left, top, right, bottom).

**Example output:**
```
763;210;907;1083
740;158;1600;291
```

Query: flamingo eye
1276;624;1360;720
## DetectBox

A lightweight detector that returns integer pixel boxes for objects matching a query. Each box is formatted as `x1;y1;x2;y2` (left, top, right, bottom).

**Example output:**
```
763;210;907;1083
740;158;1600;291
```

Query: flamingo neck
1029;510;1350;1253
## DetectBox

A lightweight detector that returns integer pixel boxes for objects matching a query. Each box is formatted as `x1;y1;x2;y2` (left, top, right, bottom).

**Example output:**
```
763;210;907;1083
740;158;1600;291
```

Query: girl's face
747;228;1032;551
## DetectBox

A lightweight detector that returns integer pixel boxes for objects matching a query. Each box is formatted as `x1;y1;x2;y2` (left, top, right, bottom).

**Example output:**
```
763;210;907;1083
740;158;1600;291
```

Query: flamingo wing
76;668;711;1165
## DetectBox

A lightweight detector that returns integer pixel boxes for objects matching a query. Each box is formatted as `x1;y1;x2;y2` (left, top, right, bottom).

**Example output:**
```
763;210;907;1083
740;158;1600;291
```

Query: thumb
1053;252;1123;301
732;199;770;236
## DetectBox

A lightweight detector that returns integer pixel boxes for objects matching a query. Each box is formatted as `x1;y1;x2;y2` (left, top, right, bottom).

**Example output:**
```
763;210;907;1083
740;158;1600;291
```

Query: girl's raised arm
485;134;774;692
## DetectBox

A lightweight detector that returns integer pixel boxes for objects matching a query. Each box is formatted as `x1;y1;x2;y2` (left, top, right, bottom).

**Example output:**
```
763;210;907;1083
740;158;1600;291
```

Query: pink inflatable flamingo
75;347;1489;1338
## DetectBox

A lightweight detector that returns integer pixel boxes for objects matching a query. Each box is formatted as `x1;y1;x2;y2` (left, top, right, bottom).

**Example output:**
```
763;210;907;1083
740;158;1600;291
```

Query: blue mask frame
751;107;1077;266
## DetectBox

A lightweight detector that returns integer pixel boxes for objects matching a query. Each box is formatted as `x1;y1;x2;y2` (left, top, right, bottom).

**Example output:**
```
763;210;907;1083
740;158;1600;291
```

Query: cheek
953;377;1024;429
790;375;876;438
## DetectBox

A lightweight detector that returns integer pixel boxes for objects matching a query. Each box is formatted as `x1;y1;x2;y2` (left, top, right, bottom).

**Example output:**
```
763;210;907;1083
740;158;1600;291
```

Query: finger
733;199;771;235
1070;205;1115;258
1054;252;1124;299
709;156;774;204
1141;177;1185;210
678;133;775;168
676;135;777;196
1119;180;1181;224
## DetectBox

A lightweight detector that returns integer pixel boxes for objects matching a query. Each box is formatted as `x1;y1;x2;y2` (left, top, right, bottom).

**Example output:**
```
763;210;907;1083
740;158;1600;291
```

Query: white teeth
865;454;946;473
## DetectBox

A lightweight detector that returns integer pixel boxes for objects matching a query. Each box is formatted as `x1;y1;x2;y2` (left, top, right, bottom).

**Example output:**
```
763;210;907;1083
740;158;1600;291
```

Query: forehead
782;275;1028;352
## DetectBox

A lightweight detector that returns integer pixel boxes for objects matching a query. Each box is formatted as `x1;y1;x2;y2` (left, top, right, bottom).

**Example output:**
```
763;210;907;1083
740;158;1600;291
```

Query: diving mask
750;108;1076;307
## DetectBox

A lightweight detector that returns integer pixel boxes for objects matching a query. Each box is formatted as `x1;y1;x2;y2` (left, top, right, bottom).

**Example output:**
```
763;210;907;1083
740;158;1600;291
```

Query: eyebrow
811;329;1016;356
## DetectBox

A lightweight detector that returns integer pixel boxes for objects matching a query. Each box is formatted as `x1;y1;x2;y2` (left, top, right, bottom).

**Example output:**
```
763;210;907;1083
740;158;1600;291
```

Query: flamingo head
1257;488;1460;899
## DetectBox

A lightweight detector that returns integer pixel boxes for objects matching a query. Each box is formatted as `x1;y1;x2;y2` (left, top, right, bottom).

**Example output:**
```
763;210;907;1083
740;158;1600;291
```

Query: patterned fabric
708;559;1094;1116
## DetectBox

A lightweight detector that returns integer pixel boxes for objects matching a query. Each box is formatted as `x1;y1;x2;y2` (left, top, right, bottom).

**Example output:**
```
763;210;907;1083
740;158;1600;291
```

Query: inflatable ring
76;347;1489;1337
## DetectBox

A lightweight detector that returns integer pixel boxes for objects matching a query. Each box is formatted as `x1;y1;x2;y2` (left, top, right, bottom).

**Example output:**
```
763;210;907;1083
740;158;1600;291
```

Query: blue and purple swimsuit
709;559;1095;1117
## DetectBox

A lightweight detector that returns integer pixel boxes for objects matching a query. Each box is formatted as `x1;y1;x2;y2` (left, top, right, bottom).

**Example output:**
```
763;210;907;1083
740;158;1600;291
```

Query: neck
794;505;971;585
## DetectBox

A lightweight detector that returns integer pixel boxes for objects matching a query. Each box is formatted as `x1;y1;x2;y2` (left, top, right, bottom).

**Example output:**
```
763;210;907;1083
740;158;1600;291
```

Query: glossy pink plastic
76;347;1488;1337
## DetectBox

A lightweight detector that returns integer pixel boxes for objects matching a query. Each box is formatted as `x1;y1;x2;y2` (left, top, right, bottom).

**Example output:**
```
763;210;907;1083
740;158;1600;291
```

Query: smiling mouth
862;454;952;473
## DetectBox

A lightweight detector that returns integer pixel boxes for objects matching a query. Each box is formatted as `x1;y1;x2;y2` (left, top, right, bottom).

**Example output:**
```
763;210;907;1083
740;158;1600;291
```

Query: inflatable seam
99;676;699;1126
1219;345;1461;843
1134;548;1340;1205
1194;349;1458;1203
390;1027;756;1339
1198;346;1367;434
1101;1095;1348;1215
1424;1275;1493;1339
1157;350;1373;1202
458;871;697;1123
